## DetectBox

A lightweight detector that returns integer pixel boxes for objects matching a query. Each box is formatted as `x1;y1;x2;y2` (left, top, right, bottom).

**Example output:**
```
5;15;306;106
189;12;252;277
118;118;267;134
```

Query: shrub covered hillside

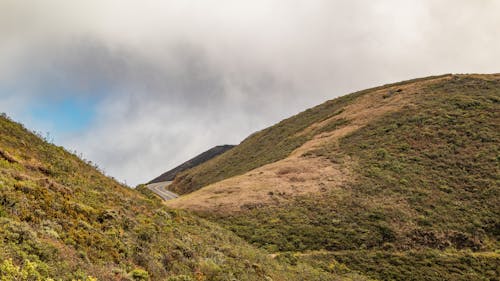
0;115;365;280
167;74;500;280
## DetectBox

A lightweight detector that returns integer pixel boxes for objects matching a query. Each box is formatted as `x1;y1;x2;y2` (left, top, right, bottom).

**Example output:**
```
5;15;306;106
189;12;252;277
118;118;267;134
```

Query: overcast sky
1;0;498;186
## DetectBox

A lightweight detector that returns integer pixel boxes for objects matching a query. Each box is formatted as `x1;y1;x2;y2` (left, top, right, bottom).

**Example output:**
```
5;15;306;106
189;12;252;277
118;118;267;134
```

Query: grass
181;75;499;280
171;74;453;194
0;114;353;280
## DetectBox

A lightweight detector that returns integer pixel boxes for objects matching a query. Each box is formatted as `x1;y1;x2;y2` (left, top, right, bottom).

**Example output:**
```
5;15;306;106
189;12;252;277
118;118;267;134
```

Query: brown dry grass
166;75;454;213
167;155;353;212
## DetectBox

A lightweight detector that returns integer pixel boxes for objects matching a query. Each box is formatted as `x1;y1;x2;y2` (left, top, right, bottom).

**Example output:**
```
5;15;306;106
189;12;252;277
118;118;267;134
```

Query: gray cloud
1;0;499;185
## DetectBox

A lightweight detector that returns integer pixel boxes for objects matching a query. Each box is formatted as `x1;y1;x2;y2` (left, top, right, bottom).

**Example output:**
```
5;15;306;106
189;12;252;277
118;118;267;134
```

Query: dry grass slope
170;74;453;195
167;75;451;212
167;74;500;281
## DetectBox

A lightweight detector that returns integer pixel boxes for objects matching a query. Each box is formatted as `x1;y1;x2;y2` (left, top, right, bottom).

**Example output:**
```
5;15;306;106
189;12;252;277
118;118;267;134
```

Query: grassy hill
0;115;364;280
171;74;455;195
167;74;500;280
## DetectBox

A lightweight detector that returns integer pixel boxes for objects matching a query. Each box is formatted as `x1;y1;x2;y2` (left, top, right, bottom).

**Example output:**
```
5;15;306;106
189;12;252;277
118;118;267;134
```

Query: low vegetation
295;250;499;281
169;74;500;280
0;114;356;280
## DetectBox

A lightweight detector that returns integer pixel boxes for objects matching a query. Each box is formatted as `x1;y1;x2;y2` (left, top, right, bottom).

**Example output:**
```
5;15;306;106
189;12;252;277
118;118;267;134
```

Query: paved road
146;181;179;200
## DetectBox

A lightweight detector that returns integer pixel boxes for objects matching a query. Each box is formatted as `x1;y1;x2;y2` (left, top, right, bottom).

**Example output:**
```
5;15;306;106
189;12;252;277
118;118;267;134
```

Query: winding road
146;181;179;200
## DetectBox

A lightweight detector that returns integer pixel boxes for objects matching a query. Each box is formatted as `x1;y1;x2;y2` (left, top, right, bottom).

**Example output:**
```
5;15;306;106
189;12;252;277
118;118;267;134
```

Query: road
146;181;179;200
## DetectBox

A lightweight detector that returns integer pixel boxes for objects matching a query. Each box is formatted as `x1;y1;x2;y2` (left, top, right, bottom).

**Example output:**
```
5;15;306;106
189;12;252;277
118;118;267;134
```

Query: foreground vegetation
0;114;356;280
172;75;500;280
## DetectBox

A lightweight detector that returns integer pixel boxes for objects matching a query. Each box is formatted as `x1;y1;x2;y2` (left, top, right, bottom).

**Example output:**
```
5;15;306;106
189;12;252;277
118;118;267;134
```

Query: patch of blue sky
0;69;111;144
30;97;98;135
12;73;111;136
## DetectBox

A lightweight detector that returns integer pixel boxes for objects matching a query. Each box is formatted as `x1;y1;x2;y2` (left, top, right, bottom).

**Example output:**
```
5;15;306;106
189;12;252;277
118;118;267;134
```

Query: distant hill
0;115;349;280
149;145;234;184
168;74;500;280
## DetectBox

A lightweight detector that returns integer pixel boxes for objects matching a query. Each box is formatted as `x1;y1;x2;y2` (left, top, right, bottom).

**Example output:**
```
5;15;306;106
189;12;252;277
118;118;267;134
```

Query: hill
0;114;362;280
149;145;234;184
167;74;500;280
171;74;456;195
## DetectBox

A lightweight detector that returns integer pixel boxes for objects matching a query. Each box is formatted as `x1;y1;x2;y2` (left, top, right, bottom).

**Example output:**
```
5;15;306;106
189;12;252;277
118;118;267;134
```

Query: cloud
1;0;499;185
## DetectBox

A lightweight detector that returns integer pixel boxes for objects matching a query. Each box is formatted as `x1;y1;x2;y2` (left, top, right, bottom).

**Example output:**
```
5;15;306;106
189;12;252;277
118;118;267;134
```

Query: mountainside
0;115;360;280
167;74;500;280
171;74;455;195
149;145;234;184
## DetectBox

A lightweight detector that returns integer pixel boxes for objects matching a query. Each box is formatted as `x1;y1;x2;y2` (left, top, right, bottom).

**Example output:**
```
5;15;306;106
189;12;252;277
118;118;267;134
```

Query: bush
130;268;149;280
0;259;45;281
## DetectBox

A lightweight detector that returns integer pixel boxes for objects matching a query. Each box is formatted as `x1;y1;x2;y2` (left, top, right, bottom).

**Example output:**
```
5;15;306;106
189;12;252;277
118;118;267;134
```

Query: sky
0;0;499;186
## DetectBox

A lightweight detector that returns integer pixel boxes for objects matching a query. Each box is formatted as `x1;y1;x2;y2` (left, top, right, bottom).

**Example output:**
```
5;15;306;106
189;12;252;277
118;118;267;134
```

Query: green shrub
130;268;149;280
0;259;46;281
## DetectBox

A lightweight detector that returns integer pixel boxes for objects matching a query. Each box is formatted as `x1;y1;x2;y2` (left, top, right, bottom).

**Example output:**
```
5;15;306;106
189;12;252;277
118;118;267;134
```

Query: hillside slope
167;74;500;280
0;115;362;280
149;145;234;184
171;75;454;195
